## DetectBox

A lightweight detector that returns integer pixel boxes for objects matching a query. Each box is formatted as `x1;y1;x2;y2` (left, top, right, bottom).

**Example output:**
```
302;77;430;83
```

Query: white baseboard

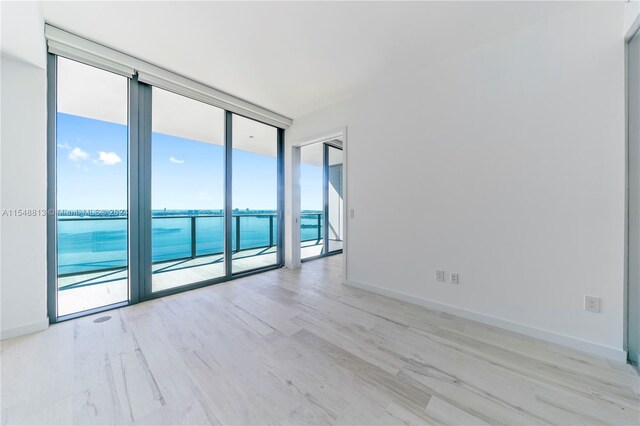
1;318;49;340
345;279;627;363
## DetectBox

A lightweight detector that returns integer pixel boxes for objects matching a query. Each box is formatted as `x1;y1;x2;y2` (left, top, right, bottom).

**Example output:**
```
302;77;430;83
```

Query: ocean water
57;212;322;275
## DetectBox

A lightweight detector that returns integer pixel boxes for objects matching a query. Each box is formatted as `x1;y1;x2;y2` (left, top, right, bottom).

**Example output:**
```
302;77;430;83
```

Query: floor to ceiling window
54;57;130;317
151;88;226;293
231;114;282;273
299;141;344;261
325;144;344;254
48;49;285;322
300;143;323;260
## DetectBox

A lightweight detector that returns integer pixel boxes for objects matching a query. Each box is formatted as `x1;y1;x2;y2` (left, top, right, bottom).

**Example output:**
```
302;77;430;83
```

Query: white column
284;141;301;269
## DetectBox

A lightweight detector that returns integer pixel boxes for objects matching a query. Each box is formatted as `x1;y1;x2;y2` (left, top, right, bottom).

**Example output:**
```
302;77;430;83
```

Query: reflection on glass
327;145;344;253
300;143;323;259
151;88;225;292
232;114;279;273
55;57;129;316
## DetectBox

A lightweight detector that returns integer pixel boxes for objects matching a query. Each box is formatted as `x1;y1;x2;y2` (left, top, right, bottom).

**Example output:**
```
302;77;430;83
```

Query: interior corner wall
286;2;627;360
1;3;49;339
1;54;49;339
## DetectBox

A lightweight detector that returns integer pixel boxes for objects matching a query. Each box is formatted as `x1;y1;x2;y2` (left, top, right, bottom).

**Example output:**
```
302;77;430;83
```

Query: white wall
287;2;627;360
1;1;47;69
1;2;49;338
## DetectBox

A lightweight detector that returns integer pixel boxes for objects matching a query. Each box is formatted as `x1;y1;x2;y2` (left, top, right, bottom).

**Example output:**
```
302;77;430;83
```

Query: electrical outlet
450;273;459;284
436;270;445;282
350;209;355;218
584;296;601;313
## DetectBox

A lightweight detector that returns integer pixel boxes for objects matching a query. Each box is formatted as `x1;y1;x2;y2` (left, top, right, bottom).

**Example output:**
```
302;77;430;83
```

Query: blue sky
57;113;322;211
57;113;128;210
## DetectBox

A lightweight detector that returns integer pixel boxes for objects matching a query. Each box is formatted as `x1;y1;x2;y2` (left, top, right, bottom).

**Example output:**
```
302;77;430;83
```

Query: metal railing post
317;213;322;241
190;216;197;259
269;215;274;247
235;215;241;253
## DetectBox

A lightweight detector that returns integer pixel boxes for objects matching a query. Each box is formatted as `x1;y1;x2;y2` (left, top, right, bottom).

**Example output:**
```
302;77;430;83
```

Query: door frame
625;18;640;368
286;127;348;281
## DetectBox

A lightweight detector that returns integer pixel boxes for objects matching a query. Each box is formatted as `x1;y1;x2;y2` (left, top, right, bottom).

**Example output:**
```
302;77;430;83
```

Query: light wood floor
2;255;639;425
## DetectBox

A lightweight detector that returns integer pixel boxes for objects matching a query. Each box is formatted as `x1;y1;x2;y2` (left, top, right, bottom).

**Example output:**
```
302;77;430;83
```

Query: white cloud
57;142;72;150
98;151;122;166
68;147;89;161
170;156;185;164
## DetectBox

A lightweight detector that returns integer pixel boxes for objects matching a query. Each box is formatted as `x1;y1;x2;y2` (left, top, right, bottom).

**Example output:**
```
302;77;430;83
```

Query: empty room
1;1;640;425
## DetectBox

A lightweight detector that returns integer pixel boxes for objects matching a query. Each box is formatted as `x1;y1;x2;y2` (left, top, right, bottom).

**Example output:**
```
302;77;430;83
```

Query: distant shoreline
57;209;322;218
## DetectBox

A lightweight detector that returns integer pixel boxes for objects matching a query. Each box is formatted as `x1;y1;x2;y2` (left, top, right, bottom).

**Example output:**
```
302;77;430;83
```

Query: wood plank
1;255;638;425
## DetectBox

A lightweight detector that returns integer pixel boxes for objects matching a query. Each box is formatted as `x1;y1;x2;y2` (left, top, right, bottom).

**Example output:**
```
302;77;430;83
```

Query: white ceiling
300;140;344;167
0;1;46;68
41;1;578;120
301;142;324;168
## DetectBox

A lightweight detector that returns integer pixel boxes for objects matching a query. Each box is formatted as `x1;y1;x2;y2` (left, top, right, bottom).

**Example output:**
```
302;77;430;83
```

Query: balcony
56;213;326;316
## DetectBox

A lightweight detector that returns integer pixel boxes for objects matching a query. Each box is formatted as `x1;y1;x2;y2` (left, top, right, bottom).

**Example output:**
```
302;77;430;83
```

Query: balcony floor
301;239;343;260
301;239;323;258
58;245;278;317
57;240;339;317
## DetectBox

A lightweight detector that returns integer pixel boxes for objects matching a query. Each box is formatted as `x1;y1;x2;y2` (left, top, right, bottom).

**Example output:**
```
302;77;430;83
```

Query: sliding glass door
300;144;324;260
231;115;282;273
49;54;285;321
325;144;344;254
54;57;130;317
299;142;344;260
150;88;226;293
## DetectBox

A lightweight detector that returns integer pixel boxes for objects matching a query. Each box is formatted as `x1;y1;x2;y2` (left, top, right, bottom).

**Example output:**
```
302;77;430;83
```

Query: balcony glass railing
300;213;323;242
58;213;323;276
58;216;128;276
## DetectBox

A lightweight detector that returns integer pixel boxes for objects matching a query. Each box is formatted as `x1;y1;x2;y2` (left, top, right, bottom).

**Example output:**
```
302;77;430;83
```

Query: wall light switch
350;209;355;218
584;296;601;313
436;270;445;282
450;273;459;284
